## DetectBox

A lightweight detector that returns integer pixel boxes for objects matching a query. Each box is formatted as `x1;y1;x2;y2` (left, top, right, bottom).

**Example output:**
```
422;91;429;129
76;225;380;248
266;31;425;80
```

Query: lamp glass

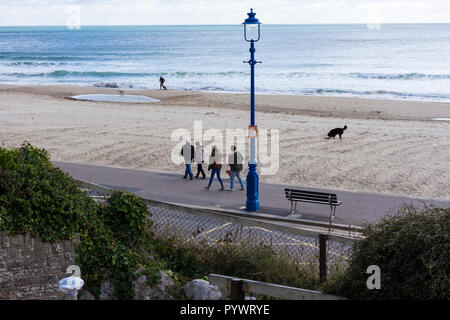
245;23;260;41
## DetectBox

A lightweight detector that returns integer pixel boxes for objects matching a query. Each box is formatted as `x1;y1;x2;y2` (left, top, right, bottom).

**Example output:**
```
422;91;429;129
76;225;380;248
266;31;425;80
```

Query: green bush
325;205;449;299
76;190;160;299
101;190;153;246
0;143;95;241
0;143;161;299
152;237;319;291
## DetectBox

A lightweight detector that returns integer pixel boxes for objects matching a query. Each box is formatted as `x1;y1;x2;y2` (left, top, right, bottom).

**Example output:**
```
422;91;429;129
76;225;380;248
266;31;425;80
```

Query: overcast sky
1;0;449;26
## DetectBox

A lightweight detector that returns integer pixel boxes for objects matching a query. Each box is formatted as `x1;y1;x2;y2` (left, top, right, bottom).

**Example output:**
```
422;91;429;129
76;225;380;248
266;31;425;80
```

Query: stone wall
0;230;79;300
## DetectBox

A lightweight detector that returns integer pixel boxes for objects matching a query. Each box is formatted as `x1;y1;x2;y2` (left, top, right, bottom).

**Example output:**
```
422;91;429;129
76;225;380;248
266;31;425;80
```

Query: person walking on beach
181;140;194;180
160;76;167;90
194;141;206;179
227;145;245;191
205;146;224;190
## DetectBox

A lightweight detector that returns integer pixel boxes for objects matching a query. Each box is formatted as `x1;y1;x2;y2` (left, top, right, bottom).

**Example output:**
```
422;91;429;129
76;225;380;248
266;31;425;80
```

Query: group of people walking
181;141;245;191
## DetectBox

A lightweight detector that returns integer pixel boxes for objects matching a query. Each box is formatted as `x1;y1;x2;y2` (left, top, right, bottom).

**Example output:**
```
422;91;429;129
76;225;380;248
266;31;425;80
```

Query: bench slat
285;188;337;197
284;189;341;206
285;192;337;200
289;199;342;206
286;195;338;202
285;192;337;201
285;191;337;198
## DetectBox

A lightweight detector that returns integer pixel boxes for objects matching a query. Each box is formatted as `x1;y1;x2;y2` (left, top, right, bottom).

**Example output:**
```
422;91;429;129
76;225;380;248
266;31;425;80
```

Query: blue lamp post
243;9;261;212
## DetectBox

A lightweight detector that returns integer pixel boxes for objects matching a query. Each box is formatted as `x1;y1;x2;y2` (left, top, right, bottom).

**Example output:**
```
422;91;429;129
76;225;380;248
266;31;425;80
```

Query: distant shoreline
1;83;449;201
1;76;450;103
2;23;450;28
1;83;449;121
2;24;449;103
1;81;449;104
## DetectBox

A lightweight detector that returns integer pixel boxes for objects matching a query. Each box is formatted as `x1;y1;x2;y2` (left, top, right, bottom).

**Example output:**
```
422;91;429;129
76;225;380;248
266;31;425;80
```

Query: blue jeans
230;170;244;190
184;164;193;178
208;168;223;187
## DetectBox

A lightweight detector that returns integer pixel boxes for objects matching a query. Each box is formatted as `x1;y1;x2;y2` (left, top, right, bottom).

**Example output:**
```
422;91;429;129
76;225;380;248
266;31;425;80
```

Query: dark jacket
181;145;195;162
208;151;222;171
229;151;243;172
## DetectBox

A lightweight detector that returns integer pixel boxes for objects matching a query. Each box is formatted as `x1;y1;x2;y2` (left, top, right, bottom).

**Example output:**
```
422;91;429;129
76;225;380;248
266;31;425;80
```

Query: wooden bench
284;188;342;220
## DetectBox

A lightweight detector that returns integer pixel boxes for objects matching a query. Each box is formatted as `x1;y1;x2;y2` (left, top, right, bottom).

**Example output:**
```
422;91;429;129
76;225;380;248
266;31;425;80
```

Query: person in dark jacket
181;141;194;180
194;141;206;179
227;145;244;191
205;146;224;190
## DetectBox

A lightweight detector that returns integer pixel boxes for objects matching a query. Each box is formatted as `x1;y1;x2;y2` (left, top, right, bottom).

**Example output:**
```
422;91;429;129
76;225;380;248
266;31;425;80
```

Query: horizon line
1;22;450;28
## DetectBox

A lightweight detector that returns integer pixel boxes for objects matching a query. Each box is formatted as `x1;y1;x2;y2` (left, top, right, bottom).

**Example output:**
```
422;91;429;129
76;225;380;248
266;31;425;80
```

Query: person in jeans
205;146;224;190
194;141;206;179
181;140;194;180
227;145;245;191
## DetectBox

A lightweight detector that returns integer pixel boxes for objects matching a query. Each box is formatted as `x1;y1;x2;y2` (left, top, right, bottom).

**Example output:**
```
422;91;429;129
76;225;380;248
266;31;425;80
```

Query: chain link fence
78;179;358;282
147;201;355;279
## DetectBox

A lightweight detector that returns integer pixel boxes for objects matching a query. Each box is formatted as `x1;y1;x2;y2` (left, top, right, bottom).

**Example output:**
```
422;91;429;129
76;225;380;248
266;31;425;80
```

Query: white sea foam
1;24;450;102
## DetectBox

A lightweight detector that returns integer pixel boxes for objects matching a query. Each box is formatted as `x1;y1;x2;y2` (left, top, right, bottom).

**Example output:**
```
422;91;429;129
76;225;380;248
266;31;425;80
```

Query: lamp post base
246;162;260;211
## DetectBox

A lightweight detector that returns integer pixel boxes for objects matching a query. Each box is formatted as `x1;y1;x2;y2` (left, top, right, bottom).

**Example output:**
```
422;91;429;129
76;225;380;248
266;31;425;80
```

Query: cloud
0;0;449;26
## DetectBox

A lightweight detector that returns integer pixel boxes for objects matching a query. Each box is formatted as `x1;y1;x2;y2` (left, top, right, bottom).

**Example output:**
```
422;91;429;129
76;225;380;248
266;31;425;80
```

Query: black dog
326;125;347;139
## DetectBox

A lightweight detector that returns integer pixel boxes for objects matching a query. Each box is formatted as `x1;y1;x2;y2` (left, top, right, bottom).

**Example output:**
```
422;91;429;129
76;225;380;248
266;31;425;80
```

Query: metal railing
209;274;345;300
75;178;361;282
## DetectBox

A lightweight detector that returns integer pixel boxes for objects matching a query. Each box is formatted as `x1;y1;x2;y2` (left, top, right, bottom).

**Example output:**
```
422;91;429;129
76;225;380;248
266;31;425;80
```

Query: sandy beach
1;84;449;201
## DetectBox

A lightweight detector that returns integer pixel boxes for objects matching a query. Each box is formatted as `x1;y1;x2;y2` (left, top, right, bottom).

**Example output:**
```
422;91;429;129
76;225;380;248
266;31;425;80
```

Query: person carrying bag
205;146;224;191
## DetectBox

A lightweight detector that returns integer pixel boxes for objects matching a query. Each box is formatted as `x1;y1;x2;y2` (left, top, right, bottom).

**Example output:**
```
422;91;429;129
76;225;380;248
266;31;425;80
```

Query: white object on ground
70;94;160;103
184;279;223;300
58;276;84;297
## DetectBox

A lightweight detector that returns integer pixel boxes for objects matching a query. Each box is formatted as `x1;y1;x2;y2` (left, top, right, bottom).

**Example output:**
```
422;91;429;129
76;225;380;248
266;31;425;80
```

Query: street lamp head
243;8;261;42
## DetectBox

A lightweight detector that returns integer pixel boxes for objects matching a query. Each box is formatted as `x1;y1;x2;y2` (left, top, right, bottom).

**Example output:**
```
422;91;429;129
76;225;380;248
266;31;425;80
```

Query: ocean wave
5;70;155;78
199;86;226;91
309;88;450;100
163;71;248;77
4;61;69;67
348;72;450;80
0;55;93;61
8;68;448;81
281;71;450;80
92;82;142;89
1;70;249;78
92;82;120;88
190;86;450;101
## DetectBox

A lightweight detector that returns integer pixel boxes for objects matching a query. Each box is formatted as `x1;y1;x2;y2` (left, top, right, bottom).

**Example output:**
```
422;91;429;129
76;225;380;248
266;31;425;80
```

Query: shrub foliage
76;191;160;299
0;143;161;299
2;143;448;299
325;205;449;299
0;143;94;241
152;237;320;291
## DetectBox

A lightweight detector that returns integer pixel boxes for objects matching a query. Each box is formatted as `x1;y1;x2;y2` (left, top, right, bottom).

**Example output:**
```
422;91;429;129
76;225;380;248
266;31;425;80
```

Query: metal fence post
319;234;328;283
230;279;245;300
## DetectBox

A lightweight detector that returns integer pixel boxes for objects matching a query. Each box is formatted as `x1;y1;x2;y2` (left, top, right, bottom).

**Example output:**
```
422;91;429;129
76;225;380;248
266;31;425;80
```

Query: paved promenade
54;161;449;226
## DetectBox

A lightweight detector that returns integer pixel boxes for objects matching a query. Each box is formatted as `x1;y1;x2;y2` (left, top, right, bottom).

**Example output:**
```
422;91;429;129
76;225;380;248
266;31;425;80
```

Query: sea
1;24;450;102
